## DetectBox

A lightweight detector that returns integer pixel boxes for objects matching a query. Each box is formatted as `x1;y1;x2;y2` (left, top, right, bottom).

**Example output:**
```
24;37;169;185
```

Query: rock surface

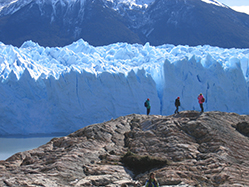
0;111;249;186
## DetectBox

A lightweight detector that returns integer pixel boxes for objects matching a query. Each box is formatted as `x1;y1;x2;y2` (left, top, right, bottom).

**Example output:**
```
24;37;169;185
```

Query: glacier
0;39;248;136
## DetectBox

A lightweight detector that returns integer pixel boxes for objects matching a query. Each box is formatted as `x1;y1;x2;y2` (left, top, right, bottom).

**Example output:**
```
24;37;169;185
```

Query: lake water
0;136;59;160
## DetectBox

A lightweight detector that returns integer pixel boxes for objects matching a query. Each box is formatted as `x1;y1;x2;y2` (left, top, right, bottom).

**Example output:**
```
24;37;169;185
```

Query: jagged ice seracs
0;39;248;136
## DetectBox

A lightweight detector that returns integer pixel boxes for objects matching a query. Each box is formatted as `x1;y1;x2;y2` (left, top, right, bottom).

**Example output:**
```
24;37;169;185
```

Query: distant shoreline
0;135;64;160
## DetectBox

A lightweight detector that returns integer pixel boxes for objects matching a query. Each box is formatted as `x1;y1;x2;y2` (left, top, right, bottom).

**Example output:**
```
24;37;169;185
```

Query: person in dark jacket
144;98;151;115
145;172;159;187
174;97;180;114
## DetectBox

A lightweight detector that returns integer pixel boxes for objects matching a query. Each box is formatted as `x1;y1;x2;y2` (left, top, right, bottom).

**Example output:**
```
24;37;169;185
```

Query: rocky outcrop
0;111;249;186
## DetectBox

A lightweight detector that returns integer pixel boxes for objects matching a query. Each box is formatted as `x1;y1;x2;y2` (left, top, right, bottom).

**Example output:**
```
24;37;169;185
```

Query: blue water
0;136;57;160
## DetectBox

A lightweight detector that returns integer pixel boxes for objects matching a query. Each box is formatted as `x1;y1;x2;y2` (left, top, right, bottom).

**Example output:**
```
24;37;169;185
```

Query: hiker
197;93;205;113
174;96;180;114
144;98;151;115
145;172;159;187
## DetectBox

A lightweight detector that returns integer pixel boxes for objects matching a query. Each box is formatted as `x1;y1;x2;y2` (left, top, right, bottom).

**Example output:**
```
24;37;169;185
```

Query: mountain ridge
0;0;249;48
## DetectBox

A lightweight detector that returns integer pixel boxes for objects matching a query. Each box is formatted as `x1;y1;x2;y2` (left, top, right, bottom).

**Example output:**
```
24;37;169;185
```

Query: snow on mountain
0;0;82;16
106;0;155;9
0;39;248;136
0;0;155;17
200;0;227;8
0;0;227;16
0;0;31;15
1;0;249;48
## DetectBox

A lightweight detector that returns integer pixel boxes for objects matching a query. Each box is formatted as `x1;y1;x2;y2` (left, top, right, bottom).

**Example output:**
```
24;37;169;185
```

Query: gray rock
0;111;249;186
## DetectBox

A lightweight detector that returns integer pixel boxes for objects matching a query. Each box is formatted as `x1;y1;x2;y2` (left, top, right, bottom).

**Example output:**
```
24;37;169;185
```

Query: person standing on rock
174;97;180;114
144;98;151;115
145;172;159;187
198;93;205;113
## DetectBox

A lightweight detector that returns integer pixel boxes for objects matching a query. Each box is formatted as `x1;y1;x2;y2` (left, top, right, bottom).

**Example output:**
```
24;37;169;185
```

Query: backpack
145;179;158;187
144;101;148;107
201;97;205;102
175;99;180;106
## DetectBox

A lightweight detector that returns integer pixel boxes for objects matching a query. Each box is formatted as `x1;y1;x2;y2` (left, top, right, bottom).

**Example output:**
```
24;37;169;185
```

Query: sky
218;0;249;14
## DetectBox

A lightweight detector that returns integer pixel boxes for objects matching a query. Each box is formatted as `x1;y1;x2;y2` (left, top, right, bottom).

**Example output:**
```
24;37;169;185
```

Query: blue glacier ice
0;39;248;136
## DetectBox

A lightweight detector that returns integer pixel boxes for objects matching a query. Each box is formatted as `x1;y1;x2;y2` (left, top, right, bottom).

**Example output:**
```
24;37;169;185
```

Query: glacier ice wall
0;39;248;136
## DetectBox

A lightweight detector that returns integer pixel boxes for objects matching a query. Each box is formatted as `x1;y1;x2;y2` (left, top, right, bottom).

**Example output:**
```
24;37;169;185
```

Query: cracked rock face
1;111;249;186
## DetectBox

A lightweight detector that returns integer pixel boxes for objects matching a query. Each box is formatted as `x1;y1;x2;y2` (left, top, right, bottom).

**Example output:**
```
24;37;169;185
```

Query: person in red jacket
197;93;205;113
